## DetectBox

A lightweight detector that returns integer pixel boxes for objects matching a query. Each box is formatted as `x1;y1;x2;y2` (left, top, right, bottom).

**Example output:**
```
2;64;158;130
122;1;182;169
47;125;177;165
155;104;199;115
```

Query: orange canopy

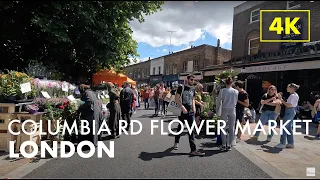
92;69;136;86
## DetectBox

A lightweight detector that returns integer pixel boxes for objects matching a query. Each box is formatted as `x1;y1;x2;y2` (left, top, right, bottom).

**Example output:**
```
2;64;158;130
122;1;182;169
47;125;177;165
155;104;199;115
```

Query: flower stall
0;70;80;152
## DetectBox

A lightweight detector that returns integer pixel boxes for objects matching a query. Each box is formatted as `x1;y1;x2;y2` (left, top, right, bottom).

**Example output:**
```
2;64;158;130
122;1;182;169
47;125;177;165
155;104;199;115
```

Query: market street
22;108;270;179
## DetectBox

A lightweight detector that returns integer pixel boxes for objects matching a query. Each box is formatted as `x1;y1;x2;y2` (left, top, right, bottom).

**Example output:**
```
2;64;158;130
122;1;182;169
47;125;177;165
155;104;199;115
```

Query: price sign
67;95;76;101
62;82;69;92
41;91;51;99
20;82;32;94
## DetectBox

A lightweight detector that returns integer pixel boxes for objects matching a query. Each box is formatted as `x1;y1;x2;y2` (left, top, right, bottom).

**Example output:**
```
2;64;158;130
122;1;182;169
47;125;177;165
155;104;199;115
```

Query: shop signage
242;60;320;73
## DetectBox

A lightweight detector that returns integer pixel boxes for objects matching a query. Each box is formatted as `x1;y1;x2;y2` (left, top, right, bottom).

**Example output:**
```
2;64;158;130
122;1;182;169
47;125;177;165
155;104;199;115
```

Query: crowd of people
76;75;320;153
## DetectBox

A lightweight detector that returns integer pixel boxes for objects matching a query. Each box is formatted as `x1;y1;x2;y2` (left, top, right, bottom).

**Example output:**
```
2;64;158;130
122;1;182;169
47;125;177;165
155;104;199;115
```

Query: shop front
163;74;179;88
203;60;320;109
149;75;163;87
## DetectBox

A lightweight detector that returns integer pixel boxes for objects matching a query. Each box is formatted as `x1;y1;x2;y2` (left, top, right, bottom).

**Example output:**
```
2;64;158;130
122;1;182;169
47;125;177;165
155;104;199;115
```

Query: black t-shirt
261;94;277;111
176;85;195;112
236;90;249;112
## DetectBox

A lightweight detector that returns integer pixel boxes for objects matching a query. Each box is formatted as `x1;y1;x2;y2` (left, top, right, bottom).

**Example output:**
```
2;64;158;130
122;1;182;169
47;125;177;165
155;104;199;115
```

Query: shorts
236;109;244;123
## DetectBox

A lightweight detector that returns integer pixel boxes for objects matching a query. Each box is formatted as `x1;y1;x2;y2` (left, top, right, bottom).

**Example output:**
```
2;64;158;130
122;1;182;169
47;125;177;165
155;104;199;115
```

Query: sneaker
266;137;272;142
286;144;294;149
227;146;232;151
173;143;179;150
275;143;286;149
219;146;226;151
190;150;205;156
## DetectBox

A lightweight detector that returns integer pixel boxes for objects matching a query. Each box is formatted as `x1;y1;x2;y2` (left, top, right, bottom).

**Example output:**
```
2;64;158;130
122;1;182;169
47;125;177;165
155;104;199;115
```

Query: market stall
92;69;136;86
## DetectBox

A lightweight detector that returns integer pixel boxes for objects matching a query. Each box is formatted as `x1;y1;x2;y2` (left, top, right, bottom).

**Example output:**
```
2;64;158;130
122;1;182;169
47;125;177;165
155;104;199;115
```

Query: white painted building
150;57;164;75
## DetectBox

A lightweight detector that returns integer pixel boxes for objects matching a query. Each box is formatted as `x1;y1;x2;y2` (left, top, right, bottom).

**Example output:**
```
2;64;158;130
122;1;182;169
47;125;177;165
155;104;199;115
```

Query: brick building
202;1;320;109
163;41;231;87
124;41;231;88
124;59;151;87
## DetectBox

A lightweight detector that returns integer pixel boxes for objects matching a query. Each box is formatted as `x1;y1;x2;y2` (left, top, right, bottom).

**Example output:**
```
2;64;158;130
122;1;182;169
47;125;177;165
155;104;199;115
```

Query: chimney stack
213;39;222;65
149;57;151;60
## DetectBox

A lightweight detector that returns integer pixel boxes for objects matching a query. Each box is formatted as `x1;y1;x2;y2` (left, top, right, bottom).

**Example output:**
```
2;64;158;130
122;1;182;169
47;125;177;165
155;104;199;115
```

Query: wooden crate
0;103;16;114
0;113;17;130
14;112;45;123
16;122;41;153
0;130;10;152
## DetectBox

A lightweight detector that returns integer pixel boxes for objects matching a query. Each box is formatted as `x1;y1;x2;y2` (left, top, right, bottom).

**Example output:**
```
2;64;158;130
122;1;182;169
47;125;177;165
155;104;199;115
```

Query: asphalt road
23;108;271;179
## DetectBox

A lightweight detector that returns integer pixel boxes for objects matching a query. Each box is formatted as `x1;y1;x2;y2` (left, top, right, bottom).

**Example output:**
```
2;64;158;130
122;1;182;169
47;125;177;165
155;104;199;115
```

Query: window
158;66;161;74
165;65;169;75
194;60;199;71
173;64;177;74
248;37;260;55
250;9;260;23
147;69;150;76
142;69;145;77
183;62;188;72
287;1;301;9
153;67;155;75
134;71;137;78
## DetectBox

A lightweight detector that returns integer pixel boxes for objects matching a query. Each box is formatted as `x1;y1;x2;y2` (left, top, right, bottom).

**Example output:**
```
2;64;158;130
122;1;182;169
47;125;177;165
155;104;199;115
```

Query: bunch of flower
25;104;39;113
0;70;37;98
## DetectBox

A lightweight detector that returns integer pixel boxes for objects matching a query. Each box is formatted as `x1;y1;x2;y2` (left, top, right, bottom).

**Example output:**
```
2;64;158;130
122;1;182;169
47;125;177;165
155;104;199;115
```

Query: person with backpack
173;75;205;156
252;85;281;142
216;76;239;151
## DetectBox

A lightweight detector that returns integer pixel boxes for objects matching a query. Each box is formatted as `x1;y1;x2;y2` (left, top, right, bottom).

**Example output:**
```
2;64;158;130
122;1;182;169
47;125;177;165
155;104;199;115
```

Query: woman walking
216;77;239;151
252;85;281;142
275;83;300;149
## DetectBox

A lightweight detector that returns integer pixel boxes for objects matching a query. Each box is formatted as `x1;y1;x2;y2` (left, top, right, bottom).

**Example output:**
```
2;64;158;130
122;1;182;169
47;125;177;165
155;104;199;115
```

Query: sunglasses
190;79;195;81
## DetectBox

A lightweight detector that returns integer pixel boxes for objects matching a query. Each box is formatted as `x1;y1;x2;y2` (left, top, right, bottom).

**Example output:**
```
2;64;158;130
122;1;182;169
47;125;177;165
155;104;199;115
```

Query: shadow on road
199;142;219;148
138;147;189;161
260;145;283;154
304;135;316;141
244;138;269;146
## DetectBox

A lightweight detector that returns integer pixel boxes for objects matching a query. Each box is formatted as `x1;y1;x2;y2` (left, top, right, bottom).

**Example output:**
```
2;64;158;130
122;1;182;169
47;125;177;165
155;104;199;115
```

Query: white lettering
97;141;114;158
292;120;302;135
303;120;312;135
168;119;184;135
253;120;266;135
41;141;58;158
80;120;90;135
131;120;142;135
62;120;78;136
8;119;20;135
206;120;216;135
97;120;111;135
9;141;19;158
268;120;278;135
280;119;291;135
151;120;159;135
217;120;226;135
60;141;75;158
119;120;129;135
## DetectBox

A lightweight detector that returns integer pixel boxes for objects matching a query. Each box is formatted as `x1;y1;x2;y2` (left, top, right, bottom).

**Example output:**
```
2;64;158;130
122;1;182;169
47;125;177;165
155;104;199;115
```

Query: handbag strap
180;85;184;105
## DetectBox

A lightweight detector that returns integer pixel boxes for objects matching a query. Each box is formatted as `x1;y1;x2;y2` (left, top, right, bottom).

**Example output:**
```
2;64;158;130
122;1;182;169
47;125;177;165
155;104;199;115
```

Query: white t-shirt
287;92;299;108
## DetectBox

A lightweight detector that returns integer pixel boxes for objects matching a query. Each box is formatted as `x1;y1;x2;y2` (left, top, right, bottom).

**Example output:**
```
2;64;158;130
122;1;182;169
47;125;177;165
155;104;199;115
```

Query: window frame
250;8;260;24
173;64;177;74
194;60;199;71
248;37;260;55
153;67;156;75
158;66;161;75
183;62;188;72
287;1;301;10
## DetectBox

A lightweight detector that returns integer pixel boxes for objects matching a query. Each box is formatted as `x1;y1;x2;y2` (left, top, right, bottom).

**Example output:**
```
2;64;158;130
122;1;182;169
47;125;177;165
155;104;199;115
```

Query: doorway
245;74;263;110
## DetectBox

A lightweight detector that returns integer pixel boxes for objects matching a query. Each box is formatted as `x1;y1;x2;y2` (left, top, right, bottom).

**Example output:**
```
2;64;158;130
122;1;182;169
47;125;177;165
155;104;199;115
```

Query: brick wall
124;60;150;81
232;1;320;58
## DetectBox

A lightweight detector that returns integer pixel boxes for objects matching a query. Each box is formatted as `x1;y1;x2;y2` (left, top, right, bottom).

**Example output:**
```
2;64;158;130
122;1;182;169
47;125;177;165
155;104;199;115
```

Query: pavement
0;107;319;178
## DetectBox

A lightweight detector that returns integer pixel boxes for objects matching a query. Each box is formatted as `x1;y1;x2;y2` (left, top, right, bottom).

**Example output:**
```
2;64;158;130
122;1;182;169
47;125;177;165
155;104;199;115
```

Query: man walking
120;82;134;131
234;80;249;143
174;75;205;156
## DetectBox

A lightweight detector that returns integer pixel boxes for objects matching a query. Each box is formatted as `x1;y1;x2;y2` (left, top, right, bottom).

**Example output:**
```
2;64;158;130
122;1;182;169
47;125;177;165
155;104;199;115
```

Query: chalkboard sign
281;18;303;49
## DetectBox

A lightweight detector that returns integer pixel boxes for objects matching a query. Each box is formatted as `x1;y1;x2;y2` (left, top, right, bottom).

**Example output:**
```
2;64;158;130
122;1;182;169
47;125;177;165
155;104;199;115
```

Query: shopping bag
167;85;184;116
164;92;172;102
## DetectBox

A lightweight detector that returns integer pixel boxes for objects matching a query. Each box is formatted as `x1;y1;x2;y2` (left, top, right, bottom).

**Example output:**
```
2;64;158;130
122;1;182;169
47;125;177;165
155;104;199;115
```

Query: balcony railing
224;43;320;65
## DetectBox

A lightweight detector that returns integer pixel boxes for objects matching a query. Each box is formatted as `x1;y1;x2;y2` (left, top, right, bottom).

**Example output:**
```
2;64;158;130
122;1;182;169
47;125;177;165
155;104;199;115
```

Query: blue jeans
280;107;296;145
254;110;279;138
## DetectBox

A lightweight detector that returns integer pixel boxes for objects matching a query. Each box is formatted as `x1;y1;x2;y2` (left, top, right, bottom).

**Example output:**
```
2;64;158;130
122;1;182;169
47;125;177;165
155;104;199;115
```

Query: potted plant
25;104;39;114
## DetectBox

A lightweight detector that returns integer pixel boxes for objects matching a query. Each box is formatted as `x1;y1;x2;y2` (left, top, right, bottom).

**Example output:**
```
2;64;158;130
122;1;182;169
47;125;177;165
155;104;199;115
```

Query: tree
0;1;163;81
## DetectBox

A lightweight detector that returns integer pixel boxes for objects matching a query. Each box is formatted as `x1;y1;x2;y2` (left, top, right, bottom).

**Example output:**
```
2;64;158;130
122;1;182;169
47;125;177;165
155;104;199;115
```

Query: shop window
287;1;300;9
248;37;260;55
183;62;187;72
250;8;260;23
194;60;199;71
173;64;177;74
